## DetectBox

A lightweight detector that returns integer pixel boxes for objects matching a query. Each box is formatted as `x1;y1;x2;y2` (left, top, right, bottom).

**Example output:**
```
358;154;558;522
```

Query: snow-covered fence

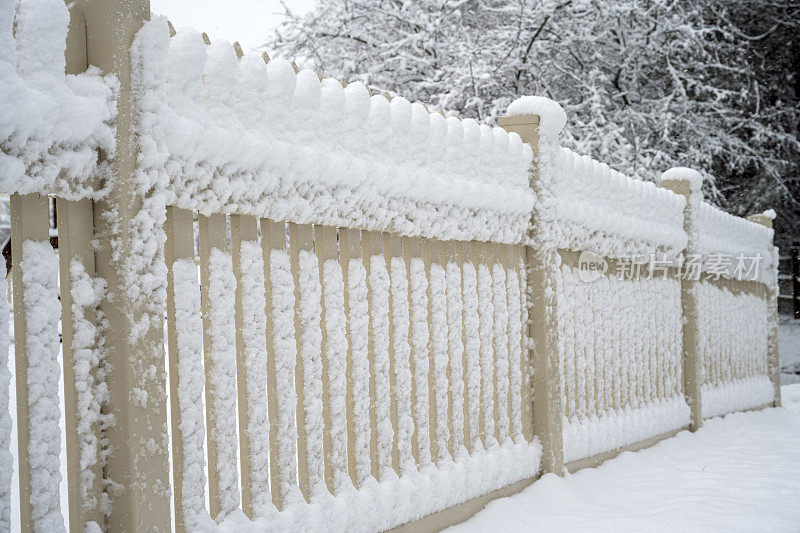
0;1;783;532
661;171;781;421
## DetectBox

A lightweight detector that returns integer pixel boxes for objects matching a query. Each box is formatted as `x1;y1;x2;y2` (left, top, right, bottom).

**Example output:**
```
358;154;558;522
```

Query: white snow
320;259;351;494
491;261;510;442
408;256;432;465
367;254;393;479
236;241;272;516
477;261;496;448
0;278;11;531
428;259;450;462
131;18;534;244
506;96;566;142
170;258;214;530
0;0;117;200
450;385;800;532
295;249;325;500
268;249;303;507
20;240;64;532
461;259;481;449
389;256;414;474
345;257;372;487
445;259;465;454
205;248;241;517
68;260;111;516
505;264;523;440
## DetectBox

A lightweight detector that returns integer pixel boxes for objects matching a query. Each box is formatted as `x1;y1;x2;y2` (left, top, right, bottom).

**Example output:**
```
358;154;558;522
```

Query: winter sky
150;0;316;51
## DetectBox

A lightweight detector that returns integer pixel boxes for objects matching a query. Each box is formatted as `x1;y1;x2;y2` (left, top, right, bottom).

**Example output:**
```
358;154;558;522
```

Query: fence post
661;176;703;430
747;213;781;407
73;1;172;531
499;114;564;474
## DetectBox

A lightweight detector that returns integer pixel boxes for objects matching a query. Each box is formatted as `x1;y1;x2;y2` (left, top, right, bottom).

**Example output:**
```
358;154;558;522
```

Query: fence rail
0;0;783;532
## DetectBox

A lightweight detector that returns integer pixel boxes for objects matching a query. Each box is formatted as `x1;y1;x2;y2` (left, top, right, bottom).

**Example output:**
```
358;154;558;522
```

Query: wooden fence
0;1;783;532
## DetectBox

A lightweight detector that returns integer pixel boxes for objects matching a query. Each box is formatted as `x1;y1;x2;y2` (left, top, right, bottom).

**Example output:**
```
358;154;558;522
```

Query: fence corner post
747;212;781;407
499;113;564;474
661;175;703;430
74;1;172;531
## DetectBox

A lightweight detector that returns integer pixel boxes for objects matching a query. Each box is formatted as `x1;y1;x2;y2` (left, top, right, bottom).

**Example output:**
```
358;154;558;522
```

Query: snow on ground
780;316;800;385
450;382;800;532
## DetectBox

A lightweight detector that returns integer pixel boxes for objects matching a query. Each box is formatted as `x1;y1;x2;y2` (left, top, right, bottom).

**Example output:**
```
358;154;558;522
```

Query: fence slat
515;246;534;442
261;219;302;509
289;223;326;502
164;206;208;532
10;193;62;533
230;214;272;517
384;233;413;474
404;236;432;467
363;230;393;479
445;241;465;455
339;228;372;487
56;198;104;532
492;244;510;443
425;238;450;462
475;240;496;449
198;213;241;518
461;242;481;452
505;245;523;441
316;225;350;494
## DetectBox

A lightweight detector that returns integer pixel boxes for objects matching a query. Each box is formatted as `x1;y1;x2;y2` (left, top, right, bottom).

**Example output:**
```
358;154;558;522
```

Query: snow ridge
491;261;510;442
133;19;534;244
269;250;303;507
321;259;351;494
506;265;524;440
20;240;64;531
171;258;214;530
237;241;272;515
346;258;372;486
462;260;481;449
408;257;432;465
68;260;113;518
368;255;393;479
445;260;465;453
389;256;414;473
429;261;450;462
477;262;496;448
296;249;325;500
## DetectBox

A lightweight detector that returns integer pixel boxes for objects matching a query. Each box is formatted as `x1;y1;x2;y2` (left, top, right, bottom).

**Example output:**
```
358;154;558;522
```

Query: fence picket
164;206;208;532
261;218;302;509
339;228;372;487
316;225;350;494
10;193;62;533
363;230;394;479
404;236;432;467
445;241;465;455
198;213;241;519
56;198;105;532
230;214;272;517
289;223;326;502
461;242;481;452
475;241;496;449
425;238;450;463
492;244;510;443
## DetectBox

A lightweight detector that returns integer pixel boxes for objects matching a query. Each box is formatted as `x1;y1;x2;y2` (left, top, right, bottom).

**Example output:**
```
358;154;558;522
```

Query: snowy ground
451;383;800;532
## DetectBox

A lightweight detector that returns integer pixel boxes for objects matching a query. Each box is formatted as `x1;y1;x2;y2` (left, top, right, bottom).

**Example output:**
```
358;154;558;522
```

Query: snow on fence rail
0;1;782;532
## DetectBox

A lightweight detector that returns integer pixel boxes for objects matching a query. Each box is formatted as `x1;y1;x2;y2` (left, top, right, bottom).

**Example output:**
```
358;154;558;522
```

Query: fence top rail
131;18;535;245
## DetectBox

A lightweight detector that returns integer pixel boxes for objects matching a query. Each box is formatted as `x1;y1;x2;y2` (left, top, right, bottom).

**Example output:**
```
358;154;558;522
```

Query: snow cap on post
661;167;703;195
506;95;566;143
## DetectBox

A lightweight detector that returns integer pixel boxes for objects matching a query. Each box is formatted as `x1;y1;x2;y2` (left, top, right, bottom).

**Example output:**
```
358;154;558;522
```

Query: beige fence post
73;0;173;530
747;213;781;407
499;114;564;473
661;177;703;430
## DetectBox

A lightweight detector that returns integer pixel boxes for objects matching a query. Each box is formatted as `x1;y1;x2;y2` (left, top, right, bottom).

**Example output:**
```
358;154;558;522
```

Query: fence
0;0;782;532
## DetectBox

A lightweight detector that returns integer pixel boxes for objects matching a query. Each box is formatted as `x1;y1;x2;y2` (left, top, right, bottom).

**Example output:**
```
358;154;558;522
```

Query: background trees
270;0;799;246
